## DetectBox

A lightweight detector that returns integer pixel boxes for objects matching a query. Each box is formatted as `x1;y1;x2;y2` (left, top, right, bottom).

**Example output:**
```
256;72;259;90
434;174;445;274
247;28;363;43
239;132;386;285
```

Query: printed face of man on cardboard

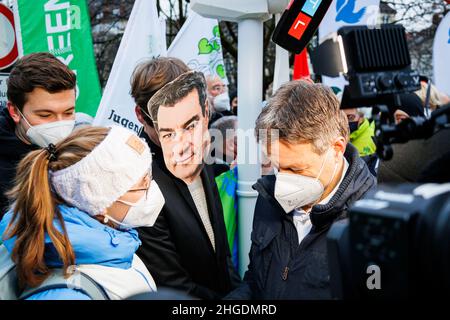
150;72;210;185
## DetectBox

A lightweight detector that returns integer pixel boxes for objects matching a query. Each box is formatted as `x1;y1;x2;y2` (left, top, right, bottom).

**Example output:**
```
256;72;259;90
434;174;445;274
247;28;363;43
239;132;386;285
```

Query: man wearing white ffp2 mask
1;52;77;216
213;92;231;112
226;80;376;300
274;147;342;213
17;108;75;148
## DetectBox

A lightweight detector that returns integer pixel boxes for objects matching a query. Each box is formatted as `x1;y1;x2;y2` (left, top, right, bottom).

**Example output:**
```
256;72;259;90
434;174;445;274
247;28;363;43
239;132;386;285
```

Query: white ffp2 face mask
274;148;338;213
26;120;75;147
213;92;231;112
105;180;165;230
18;110;75;147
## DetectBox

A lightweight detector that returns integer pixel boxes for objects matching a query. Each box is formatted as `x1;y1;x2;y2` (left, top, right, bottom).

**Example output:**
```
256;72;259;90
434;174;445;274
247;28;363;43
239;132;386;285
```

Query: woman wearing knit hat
0;125;165;300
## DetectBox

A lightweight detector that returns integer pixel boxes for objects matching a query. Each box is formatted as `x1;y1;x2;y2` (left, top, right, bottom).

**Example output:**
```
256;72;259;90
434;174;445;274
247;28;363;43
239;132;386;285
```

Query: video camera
327;183;450;299
309;24;439;160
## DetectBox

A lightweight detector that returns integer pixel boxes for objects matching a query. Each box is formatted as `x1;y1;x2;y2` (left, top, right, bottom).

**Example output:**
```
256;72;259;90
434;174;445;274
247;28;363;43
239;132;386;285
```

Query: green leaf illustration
198;38;213;54
212;40;221;52
216;64;225;79
213;25;220;38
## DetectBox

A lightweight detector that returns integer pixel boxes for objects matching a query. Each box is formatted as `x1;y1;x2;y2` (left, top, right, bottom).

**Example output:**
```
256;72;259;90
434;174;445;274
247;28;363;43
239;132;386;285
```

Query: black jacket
0;108;37;217
377;128;450;183
137;134;241;300
226;144;376;300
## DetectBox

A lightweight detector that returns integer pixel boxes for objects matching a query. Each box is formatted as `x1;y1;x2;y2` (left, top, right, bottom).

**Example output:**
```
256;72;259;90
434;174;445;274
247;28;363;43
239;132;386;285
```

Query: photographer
227;81;376;300
378;94;450;184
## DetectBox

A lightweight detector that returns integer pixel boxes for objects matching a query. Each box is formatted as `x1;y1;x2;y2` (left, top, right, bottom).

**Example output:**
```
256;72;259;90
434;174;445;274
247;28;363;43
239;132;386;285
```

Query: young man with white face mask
0;52;76;216
227;81;376;300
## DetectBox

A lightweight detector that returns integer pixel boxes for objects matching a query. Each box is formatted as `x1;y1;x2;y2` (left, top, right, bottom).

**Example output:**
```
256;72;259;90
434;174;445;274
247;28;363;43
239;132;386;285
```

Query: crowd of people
0;52;449;300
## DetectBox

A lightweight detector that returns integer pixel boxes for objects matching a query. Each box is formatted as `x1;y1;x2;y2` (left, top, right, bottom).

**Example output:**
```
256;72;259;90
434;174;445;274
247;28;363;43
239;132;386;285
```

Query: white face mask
18;110;75;147
274;148;338;213
213;92;231;112
104;180;165;230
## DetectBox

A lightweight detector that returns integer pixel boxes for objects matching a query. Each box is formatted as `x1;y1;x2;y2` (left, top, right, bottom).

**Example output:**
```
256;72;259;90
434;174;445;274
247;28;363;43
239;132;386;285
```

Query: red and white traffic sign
0;3;18;70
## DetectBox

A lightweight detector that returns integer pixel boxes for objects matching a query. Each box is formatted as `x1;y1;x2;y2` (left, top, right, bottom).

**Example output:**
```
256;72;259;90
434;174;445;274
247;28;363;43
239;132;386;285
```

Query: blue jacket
0;205;142;300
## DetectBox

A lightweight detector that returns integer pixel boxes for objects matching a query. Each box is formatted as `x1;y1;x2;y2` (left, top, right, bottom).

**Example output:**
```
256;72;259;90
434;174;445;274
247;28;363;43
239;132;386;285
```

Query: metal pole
237;18;264;277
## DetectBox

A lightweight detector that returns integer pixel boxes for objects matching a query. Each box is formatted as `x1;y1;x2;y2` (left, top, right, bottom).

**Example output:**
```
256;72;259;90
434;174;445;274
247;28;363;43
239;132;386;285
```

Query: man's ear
332;136;347;158
7;102;21;125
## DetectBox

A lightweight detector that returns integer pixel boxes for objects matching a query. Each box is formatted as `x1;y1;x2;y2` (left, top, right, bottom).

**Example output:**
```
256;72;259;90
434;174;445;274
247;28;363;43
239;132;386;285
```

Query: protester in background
0;53;77;217
206;75;233;126
342;108;378;176
415;79;449;113
209;115;237;177
210;116;240;270
393;93;425;124
378;97;450;184
206;74;227;98
0;126;162;299
343;108;376;157
140;71;241;300
229;89;238;115
227;81;376;299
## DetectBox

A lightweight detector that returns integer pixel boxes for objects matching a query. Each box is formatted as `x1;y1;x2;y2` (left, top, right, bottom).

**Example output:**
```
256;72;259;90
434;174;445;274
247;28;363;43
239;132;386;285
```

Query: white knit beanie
50;125;152;216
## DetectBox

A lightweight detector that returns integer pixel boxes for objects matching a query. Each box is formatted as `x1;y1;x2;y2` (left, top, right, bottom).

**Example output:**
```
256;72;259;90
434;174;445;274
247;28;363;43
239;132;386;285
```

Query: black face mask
349;121;359;133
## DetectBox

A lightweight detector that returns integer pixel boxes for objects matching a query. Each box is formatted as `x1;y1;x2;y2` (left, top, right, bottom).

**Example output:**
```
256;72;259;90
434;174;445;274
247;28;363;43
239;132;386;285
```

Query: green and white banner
168;11;228;84
13;0;101;120
93;0;166;132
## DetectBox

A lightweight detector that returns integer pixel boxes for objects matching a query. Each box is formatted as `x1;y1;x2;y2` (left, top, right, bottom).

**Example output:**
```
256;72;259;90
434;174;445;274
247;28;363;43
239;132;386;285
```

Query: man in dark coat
130;60;240;299
227;81;376;300
0;53;77;216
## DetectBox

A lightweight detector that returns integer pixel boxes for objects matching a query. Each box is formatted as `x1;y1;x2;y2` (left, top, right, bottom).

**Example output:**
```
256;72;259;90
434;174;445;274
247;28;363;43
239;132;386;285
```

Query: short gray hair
210;116;237;139
255;81;349;154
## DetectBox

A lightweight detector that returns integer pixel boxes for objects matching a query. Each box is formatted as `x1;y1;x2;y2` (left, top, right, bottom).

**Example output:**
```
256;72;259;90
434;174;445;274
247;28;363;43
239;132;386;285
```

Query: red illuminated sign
288;12;312;40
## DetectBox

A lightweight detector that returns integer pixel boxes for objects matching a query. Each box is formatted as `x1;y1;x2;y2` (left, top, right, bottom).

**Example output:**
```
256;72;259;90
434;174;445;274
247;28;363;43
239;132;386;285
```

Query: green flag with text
14;0;101;120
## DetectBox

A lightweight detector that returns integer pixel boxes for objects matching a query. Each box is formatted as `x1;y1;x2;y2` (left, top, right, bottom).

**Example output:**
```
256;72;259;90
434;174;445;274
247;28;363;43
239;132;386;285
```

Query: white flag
433;12;450;97
168;11;228;84
93;0;166;132
318;0;380;93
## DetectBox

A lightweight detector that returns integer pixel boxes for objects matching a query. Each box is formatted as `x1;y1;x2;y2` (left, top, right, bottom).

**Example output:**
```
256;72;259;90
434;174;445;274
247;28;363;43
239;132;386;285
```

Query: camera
327;183;450;299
